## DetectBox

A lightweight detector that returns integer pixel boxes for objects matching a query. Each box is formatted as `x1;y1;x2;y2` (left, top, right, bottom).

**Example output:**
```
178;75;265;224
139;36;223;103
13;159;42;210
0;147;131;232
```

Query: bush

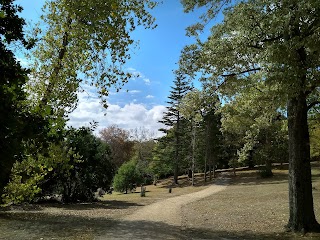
3;127;115;204
113;160;143;194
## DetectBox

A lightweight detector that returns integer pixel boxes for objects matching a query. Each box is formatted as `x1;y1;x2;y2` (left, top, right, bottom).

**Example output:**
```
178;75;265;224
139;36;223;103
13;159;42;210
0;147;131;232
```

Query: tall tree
159;71;193;184
149;137;175;180
129;127;156;184
180;0;320;232
202;100;222;180
179;88;221;184
0;0;39;198
26;0;158;127
100;125;134;169
179;89;203;186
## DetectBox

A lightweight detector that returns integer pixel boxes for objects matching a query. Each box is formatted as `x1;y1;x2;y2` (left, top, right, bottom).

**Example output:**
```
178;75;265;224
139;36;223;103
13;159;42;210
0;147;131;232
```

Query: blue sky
15;0;212;137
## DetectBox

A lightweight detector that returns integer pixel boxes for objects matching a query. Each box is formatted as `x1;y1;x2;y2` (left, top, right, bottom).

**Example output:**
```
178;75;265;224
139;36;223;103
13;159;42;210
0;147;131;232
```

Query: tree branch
308;101;320;111
40;16;72;108
221;67;261;77
305;79;320;96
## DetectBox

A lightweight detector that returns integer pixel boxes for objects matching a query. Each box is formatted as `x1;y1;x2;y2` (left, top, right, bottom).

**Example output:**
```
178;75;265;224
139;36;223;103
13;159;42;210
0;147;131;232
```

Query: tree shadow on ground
158;175;214;189
55;200;144;210
312;173;320;180
0;200;143;212
227;171;289;186
0;212;316;240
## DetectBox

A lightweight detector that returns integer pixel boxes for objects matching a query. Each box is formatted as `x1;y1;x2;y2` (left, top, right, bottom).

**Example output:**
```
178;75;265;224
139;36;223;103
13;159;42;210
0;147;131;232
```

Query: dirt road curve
124;183;227;226
96;180;228;240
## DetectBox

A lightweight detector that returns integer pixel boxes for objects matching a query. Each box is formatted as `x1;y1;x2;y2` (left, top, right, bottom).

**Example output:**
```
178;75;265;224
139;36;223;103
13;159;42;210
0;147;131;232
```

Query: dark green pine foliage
159;71;193;184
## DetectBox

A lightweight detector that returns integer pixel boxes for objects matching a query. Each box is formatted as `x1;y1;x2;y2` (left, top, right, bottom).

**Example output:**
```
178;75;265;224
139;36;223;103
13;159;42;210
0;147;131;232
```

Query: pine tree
159;71;193;184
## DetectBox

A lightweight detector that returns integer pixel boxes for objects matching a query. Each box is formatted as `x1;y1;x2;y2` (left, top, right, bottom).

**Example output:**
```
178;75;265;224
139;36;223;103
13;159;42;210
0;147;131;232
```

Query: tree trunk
173;164;179;184
174;113;181;185
204;154;207;182
173;133;179;185
191;122;196;186
204;121;210;182
40;16;72;109
212;147;217;178
0;171;10;203
264;132;273;177
287;92;320;232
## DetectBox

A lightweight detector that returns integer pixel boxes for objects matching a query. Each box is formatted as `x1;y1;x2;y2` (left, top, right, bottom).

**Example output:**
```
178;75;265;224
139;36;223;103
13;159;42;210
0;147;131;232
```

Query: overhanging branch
308;101;320;111
221;67;261;77
305;79;320;96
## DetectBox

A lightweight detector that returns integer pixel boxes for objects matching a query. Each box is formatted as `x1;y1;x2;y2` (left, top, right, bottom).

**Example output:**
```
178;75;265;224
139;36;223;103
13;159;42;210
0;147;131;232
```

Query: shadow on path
0;200;143;212
0;212;296;240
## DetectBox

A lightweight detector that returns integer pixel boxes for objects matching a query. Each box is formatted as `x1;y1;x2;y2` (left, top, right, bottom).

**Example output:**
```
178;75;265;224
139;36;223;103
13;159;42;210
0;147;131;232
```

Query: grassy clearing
0;163;319;239
101;174;212;206
181;162;320;239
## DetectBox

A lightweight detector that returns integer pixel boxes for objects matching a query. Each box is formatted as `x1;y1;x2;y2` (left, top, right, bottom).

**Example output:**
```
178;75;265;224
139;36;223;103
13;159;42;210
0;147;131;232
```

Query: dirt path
96;180;229;240
124;181;228;226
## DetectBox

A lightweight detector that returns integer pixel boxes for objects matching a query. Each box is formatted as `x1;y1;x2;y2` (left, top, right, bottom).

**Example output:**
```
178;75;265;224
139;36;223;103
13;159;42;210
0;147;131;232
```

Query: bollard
140;186;146;197
169;187;172;193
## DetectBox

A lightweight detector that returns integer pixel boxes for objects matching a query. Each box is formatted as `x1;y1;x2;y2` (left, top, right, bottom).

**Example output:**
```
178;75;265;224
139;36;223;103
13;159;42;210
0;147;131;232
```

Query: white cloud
144;78;151;85
127;67;144;80
128;90;141;94
127;67;136;72
127;67;152;85
68;90;167;138
146;95;154;99
17;57;29;67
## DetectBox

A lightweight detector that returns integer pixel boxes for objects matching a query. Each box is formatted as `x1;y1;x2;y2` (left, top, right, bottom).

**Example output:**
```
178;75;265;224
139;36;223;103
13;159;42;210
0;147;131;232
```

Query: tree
180;0;320;232
221;82;288;176
179;89;204;186
309;110;320;159
179;88;222;184
2;143;77;204
26;0;159;121
59;127;114;202
149;139;174;181
113;160;143;194
3;127;114;203
159;71;193;184
0;0;42;199
130;127;156;184
130;127;155;162
202;99;222;180
100;125;134;169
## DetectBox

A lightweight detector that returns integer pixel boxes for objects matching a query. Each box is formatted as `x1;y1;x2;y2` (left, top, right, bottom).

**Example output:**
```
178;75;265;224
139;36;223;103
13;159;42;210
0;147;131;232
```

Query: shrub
113;160;143;194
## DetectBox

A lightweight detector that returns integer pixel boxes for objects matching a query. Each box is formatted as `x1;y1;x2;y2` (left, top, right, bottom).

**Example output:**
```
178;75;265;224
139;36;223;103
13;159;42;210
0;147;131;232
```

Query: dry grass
0;163;320;239
101;174;212;207
181;162;320;239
